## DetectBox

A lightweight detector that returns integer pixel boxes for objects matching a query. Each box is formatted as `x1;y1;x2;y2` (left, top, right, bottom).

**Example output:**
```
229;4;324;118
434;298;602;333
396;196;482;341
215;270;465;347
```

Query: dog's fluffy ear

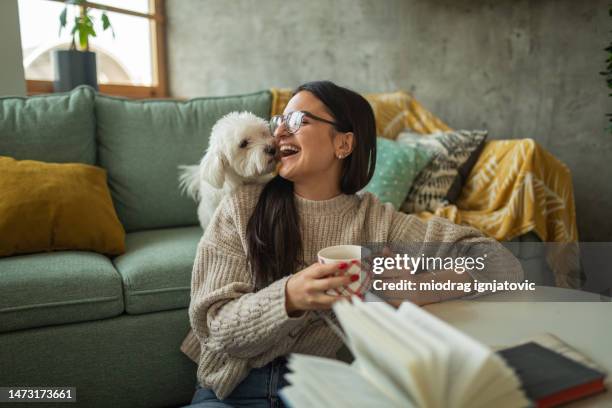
200;152;226;188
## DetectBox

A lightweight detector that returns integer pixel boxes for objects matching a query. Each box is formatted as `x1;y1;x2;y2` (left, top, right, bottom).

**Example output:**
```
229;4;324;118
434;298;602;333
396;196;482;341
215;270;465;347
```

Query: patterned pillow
363;138;433;209
398;130;488;213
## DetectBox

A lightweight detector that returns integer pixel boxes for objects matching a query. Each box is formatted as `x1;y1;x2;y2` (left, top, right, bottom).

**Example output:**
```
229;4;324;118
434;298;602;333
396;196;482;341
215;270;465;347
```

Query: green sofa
0;86;552;408
0;86;271;408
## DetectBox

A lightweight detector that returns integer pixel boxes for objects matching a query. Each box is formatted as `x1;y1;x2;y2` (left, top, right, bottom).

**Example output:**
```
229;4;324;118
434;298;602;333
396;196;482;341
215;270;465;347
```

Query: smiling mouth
280;145;300;158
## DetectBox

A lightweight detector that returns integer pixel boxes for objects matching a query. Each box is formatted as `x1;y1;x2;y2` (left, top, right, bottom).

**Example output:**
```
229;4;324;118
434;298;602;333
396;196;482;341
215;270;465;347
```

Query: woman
180;81;523;407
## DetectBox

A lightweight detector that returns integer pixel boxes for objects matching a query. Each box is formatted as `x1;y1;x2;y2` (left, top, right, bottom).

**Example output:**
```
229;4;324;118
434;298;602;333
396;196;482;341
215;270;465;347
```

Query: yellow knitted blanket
270;88;580;287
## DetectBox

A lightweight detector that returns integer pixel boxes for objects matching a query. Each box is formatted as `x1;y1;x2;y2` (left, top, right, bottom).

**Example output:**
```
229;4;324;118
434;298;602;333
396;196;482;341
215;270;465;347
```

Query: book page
334;302;423;405
396;301;524;407
352;298;450;408
280;385;319;407
283;354;406;408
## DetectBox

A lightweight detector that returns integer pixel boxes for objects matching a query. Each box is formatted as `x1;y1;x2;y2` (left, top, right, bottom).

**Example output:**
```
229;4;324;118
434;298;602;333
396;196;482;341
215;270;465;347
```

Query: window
18;0;167;98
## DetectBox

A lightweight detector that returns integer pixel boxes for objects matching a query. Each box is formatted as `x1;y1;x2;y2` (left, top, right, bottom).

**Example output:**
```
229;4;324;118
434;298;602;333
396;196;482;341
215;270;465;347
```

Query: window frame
24;0;168;98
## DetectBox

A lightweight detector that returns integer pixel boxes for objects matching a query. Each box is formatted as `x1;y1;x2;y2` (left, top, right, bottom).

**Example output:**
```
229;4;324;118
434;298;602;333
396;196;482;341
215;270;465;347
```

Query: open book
280;297;530;408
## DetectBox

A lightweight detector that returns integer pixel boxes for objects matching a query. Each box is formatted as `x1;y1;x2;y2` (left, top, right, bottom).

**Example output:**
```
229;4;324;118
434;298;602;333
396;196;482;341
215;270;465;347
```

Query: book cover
498;342;607;408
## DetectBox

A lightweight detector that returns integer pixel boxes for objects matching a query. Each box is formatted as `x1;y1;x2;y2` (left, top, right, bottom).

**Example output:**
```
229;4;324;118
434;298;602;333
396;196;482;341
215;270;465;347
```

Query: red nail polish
338;262;348;270
350;274;359;282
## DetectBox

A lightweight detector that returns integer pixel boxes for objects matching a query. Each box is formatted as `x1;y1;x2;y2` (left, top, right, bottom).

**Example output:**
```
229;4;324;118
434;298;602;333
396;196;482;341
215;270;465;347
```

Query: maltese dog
178;111;277;230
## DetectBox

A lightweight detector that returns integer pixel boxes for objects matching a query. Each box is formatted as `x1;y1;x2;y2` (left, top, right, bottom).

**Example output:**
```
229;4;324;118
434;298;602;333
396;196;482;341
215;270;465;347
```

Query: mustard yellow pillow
0;156;125;257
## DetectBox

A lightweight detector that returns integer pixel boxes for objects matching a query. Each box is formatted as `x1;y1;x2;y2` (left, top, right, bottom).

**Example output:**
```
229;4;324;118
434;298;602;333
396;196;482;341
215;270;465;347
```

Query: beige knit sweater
180;184;523;399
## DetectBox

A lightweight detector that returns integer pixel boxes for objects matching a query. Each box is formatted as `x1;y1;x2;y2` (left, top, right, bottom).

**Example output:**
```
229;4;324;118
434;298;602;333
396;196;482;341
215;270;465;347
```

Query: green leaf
87;24;97;38
79;26;88;50
58;7;67;36
101;13;110;29
101;13;115;38
71;16;79;34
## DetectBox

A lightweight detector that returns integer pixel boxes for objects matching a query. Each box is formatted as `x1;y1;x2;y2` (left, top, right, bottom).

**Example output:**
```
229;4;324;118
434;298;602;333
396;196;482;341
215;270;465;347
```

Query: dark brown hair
246;81;376;289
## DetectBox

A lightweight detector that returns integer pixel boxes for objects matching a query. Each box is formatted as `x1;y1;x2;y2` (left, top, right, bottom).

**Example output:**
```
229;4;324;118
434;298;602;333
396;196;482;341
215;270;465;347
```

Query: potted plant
53;0;114;92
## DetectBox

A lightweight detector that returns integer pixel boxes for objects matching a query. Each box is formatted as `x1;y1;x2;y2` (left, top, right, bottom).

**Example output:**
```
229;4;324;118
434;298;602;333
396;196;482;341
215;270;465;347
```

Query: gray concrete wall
0;0;26;96
166;0;612;241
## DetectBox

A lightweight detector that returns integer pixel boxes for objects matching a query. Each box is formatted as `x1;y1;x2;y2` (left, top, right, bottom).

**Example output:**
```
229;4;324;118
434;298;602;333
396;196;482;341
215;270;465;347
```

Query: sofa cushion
95;90;272;232
0;85;96;164
112;226;202;314
363;137;433;209
399;129;488;213
0;251;124;333
0;157;125;257
0;309;196;408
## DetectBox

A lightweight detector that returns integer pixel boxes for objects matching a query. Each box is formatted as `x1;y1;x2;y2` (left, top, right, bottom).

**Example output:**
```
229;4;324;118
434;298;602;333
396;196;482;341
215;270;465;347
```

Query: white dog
178;111;277;230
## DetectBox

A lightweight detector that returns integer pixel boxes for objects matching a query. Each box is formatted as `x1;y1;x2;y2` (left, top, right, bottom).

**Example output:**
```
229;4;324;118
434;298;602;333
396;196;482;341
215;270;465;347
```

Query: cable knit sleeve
188;194;308;360
387;210;524;287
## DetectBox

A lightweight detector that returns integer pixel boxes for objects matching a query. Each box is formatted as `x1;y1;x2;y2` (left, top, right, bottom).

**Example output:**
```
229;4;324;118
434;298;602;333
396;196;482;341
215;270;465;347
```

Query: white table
424;286;612;407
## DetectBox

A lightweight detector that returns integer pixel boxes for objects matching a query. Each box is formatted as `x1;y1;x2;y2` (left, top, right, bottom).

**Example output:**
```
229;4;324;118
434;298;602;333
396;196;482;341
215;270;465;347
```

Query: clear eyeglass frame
269;110;340;135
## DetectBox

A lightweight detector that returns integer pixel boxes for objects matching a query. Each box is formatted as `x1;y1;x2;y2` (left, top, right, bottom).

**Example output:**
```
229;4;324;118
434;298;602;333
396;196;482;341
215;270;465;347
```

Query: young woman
180;81;523;407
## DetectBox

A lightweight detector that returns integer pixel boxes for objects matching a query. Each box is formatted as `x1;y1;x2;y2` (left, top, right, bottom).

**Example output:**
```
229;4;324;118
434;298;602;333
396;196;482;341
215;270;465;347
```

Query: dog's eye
239;139;249;149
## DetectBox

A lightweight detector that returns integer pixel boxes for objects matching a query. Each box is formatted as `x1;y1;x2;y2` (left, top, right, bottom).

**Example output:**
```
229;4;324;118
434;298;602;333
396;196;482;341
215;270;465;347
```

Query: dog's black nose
264;145;276;156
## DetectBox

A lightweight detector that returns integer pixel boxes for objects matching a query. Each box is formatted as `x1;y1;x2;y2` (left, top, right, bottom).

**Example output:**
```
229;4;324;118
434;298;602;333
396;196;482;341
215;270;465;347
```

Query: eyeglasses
269;110;340;135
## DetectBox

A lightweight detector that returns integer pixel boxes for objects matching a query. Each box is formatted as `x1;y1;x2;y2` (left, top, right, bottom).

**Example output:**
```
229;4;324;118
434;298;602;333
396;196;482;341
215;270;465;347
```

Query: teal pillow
95;90;272;232
0;85;96;164
364;137;433;209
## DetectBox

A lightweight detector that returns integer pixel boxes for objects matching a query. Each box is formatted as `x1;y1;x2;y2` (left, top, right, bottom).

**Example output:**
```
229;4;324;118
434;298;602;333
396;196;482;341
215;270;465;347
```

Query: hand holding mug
285;262;355;316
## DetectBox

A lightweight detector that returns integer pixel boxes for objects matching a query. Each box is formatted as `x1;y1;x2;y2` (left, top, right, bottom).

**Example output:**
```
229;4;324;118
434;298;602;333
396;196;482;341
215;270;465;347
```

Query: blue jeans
184;356;291;407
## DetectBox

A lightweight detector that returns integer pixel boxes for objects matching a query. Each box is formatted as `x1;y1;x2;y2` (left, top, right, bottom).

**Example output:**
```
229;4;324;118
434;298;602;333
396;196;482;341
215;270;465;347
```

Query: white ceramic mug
317;244;371;297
